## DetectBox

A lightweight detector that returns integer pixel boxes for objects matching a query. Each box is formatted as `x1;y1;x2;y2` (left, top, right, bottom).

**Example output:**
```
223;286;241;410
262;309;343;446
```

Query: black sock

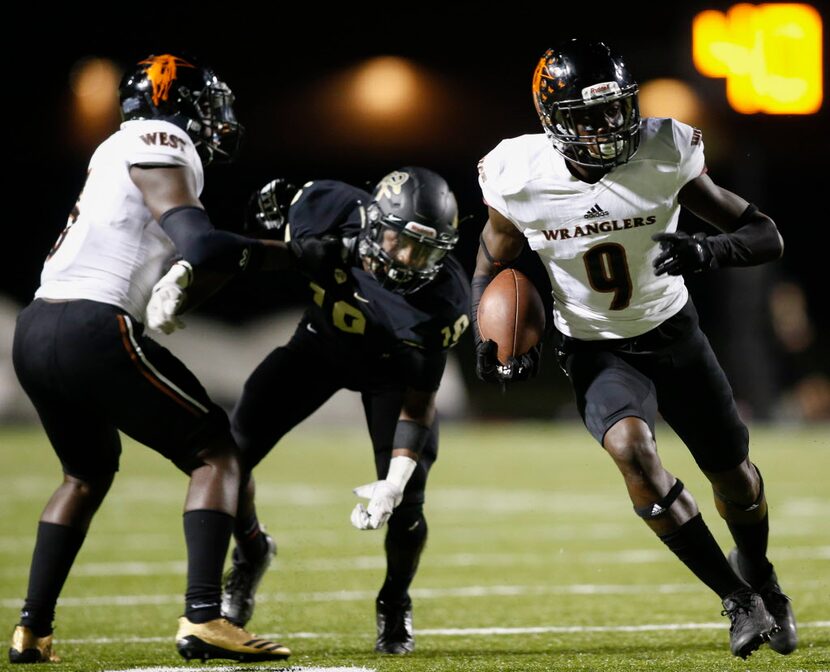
727;512;773;587
183;509;234;623
658;513;745;599
378;511;427;604
19;522;86;637
233;513;268;564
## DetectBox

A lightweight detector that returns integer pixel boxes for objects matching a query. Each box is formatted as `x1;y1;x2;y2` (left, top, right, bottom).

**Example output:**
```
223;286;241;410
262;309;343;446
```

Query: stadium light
692;3;823;114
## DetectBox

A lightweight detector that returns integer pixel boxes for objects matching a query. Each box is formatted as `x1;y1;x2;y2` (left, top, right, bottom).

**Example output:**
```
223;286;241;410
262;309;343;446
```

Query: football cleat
9;625;60;664
375;596;414;654
728;547;797;654
175;616;290;662
221;533;277;627
721;588;779;659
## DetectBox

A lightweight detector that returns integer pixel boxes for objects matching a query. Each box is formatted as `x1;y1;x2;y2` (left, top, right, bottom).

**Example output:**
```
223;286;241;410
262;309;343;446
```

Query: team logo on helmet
374;171;410;201
138;55;195;107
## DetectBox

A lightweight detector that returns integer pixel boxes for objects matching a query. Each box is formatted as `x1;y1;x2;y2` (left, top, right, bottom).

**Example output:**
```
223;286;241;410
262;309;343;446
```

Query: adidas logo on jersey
584;203;609;219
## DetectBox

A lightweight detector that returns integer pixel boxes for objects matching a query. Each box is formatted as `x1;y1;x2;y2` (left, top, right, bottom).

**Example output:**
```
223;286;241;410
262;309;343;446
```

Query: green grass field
1;422;828;671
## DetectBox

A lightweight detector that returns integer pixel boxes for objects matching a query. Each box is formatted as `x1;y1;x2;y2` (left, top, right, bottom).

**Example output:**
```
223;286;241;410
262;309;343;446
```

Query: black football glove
652;231;715;276
288;235;344;277
475;339;501;383
475;338;542;383
245;179;299;238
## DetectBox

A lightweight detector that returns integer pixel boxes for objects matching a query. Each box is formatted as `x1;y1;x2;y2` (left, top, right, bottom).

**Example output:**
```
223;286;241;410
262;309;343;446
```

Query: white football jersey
36;119;204;321
479;117;705;340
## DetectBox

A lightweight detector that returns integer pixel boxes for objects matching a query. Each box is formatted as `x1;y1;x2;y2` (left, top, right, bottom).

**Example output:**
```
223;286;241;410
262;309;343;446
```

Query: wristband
386;455;417;491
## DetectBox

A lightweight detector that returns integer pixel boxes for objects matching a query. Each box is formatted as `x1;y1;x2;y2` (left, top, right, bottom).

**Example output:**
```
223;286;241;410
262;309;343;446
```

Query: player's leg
81;305;289;661
566;344;773;657
362;386;438;654
656;324;796;654
9;299;122;663
222;320;342;627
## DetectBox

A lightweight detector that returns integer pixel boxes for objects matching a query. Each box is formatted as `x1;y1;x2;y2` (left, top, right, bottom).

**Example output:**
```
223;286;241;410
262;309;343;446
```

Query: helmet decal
139;54;195;106
374;171;410;201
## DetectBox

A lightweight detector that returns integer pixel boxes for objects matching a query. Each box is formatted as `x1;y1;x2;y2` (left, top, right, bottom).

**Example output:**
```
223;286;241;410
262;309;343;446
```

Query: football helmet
359;167;459;294
532;39;640;168
119;53;243;164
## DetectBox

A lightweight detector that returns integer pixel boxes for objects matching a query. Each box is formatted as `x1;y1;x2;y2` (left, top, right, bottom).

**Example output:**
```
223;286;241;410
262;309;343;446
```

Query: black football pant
230;320;438;506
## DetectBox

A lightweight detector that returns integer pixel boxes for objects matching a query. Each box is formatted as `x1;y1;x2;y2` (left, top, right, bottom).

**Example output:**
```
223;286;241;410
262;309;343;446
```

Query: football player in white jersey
9;54;294;664
472;39;795;660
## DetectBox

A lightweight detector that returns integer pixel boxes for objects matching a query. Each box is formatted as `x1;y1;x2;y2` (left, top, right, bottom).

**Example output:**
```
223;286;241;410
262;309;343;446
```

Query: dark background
5;2;828;420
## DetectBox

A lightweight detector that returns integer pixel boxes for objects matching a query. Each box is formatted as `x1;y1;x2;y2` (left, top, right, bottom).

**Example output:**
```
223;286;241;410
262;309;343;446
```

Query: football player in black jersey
220;167;470;654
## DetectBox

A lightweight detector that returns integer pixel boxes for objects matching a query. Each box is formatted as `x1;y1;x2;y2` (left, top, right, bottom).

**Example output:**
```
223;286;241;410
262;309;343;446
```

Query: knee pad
634;478;685;519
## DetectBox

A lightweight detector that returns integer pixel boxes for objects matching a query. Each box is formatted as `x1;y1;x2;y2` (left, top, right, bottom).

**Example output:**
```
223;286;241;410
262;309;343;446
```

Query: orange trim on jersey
139;55;195;107
116;314;202;416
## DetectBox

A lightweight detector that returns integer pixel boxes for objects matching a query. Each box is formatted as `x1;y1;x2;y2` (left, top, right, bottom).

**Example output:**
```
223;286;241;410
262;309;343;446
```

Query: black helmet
532;39;640;168
118;53;243;165
358;167;459;294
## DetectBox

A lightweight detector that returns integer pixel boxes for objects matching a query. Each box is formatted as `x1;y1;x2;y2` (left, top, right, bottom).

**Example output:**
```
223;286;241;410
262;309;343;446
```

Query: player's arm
132;166;340;331
474;206;526;279
652;174;783;276
350;352;445;531
131;165;294;275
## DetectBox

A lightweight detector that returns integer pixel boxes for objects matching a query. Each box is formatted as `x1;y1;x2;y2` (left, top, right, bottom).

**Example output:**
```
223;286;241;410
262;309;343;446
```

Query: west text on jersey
139;132;188;152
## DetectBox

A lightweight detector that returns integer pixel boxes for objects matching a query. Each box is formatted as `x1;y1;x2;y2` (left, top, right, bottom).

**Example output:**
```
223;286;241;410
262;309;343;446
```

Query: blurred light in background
693;3;823;114
351;56;419;118
639;78;705;126
305;56;453;156
69;57;122;151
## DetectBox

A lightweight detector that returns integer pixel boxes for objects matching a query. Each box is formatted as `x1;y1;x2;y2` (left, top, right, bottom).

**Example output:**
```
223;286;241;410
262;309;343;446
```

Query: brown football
477;268;546;365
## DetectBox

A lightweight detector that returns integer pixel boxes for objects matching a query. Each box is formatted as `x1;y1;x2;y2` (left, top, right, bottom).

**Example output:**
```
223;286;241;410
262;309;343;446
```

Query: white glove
145;260;193;334
350;455;417;530
350;480;403;530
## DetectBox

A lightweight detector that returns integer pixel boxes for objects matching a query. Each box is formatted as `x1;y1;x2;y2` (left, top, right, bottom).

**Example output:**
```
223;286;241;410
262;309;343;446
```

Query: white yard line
2;580;826;609
59;620;830;646
2;545;829;577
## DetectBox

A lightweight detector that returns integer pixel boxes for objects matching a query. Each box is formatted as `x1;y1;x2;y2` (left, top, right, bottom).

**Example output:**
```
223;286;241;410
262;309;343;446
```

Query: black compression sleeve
159;205;265;273
704;204;782;267
470;275;492;345
392;419;431;455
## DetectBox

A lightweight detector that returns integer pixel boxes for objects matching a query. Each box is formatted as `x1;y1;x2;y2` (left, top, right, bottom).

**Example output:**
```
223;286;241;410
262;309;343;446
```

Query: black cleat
375;596;414;654
721;588;778;659
9;626;60;663
221;533;277;627
175;616;290;662
728;547;797;654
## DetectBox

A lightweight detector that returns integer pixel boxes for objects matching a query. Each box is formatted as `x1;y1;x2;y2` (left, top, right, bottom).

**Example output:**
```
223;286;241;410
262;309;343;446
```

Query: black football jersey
286;180;470;381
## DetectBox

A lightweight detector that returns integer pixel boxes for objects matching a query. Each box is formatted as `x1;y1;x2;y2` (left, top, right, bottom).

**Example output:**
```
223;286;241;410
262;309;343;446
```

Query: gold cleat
175;616;291;662
9;625;60;664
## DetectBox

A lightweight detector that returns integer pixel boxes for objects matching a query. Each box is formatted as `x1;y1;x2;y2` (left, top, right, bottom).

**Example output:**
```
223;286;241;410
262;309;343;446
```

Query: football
477;268;546;364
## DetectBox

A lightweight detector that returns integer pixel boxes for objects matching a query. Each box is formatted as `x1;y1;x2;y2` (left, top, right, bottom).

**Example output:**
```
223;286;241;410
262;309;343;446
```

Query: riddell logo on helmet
582;81;621;101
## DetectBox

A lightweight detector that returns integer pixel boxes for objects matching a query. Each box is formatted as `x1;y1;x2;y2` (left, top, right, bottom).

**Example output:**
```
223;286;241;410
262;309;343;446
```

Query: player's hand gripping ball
476;268;545;382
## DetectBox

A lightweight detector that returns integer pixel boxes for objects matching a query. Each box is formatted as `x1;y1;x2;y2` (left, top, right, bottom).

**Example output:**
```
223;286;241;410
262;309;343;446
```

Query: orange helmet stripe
138;55;195;106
